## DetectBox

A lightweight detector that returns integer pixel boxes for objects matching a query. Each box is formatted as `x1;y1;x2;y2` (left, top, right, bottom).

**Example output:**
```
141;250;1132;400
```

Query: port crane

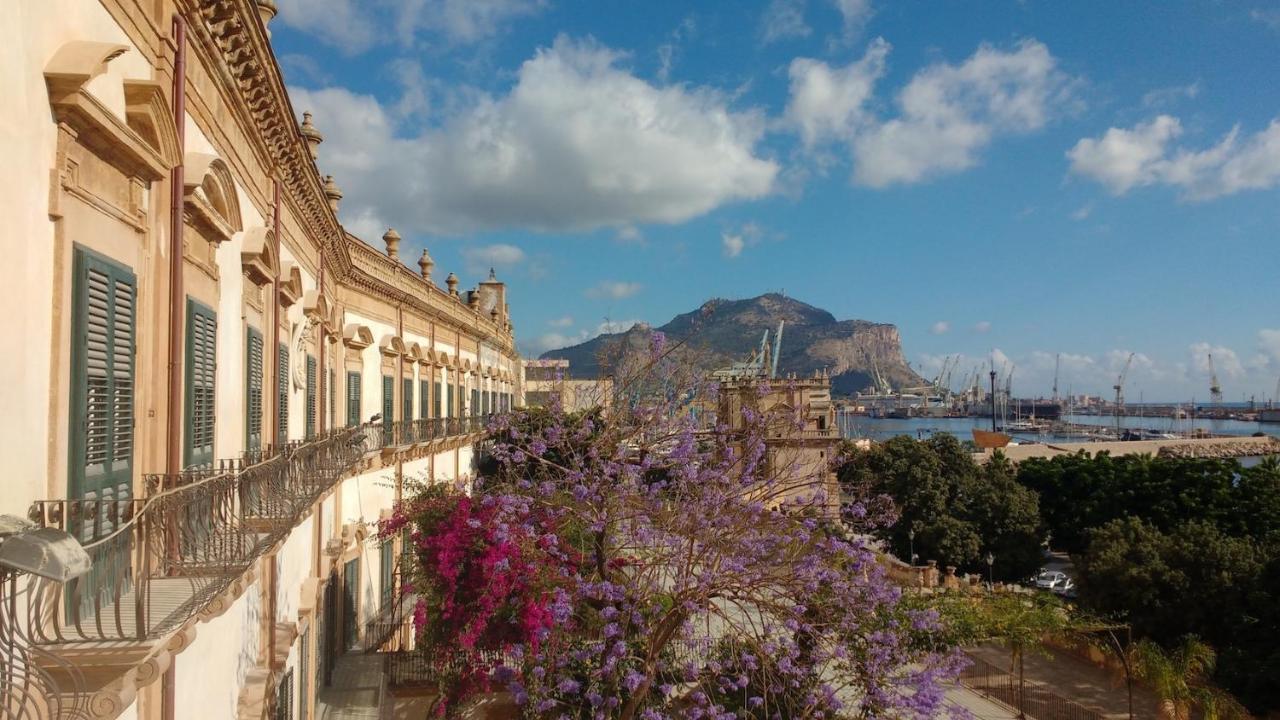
1208;353;1224;406
1113;352;1135;435
1052;353;1061;405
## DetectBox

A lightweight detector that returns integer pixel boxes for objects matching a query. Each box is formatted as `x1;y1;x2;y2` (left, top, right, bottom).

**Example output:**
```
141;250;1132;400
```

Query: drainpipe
271;180;281;449
165;15;186;478
317;261;325;434
163;17;185;720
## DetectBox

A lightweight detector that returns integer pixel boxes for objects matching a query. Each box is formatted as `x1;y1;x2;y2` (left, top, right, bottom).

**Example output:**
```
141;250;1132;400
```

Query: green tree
1129;637;1247;720
837;435;1044;580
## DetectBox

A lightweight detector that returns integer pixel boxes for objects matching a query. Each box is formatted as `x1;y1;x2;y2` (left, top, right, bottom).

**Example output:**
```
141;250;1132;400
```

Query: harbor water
838;413;1272;444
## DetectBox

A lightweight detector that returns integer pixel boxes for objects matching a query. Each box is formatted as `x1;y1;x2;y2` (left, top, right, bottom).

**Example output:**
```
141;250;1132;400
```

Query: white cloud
1252;8;1280;32
278;0;545;51
760;0;812;43
1189;342;1244;379
548;316;574;328
852;40;1072;187
585;281;642;300
722;232;745;258
291;36;777;235
786;39;889;148
930;321;950;335
788;38;1074;188
1070;203;1092;220
394;0;544;46
1141;81;1200;109
830;0;874;44
526;319;642;355
614;225;645;244
1067;115;1183;195
1259;329;1280;365
1069;116;1280;200
973;320;992;333
461;243;525;273
276;0;378;53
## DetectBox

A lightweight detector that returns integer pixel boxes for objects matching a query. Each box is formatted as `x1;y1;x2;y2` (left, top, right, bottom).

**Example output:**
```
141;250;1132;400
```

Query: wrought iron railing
1;416;490;719
959;652;1105;720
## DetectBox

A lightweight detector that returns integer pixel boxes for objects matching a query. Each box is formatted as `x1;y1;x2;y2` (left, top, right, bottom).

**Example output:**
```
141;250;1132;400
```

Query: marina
837;411;1273;444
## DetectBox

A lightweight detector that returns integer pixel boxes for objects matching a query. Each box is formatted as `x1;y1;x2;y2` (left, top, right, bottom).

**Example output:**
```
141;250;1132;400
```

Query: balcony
0;416;491;720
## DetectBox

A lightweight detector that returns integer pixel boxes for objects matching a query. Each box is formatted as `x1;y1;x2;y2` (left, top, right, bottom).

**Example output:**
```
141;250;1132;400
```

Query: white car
1034;571;1067;590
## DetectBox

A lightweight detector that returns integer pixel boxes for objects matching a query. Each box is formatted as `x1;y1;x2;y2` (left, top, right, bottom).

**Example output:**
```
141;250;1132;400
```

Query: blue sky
270;0;1280;401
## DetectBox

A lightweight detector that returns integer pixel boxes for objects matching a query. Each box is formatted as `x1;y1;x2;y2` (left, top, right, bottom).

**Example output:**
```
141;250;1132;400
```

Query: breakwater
978;435;1280;463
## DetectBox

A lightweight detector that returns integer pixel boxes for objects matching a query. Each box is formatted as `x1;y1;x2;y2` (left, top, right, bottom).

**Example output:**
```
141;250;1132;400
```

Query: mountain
539;293;925;396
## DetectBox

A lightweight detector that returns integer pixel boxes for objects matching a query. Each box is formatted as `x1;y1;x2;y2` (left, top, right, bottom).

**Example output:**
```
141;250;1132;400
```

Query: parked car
1034;571;1067;590
1052;578;1076;597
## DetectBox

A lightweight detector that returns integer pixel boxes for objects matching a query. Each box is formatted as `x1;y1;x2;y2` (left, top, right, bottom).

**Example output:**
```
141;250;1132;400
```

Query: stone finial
446;272;459;297
467;290;481;310
490;307;499;322
299;111;323;160
382;228;401;261
417;248;434;280
256;0;278;34
488;267;497;281
322;175;342;213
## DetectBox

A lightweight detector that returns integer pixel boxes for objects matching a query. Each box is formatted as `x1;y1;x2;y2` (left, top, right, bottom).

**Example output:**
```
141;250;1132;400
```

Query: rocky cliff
539;293;924;395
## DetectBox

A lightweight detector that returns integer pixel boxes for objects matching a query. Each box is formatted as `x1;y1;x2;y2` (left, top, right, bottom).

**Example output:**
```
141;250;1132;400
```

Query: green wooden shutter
381;375;393;432
402;377;412;423
277;342;289;446
346;371;360;427
471;389;479;417
184;299;217;469
69;246;135;502
419;379;428;420
246;328;264;451
380;540;394;608
445;382;453;419
306;354;317;439
433;380;441;418
328;367;335;431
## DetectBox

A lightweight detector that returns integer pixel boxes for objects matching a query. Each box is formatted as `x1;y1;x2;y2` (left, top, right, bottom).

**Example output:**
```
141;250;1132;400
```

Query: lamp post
908;528;915;566
986;552;995;589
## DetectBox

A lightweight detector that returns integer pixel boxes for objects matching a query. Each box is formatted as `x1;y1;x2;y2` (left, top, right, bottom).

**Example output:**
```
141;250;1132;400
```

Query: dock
975;434;1280;463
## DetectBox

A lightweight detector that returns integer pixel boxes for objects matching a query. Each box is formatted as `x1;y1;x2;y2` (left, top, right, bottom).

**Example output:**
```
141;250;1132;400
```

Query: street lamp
908;528;916;566
986;552;995;589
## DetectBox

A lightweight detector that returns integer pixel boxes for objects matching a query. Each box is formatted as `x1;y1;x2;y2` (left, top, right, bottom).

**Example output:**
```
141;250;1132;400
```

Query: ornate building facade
0;1;520;718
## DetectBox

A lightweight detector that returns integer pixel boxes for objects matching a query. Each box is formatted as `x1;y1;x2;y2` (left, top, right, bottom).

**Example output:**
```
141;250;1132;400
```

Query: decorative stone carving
299;111;323;159
417;248;433;280
382;228;400;261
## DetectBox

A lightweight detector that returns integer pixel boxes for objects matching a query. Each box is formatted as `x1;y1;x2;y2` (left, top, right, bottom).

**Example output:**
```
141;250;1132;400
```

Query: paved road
968;642;1161;720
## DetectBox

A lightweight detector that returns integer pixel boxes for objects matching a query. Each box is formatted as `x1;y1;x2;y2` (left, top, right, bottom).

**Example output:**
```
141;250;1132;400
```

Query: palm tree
1128;637;1248;720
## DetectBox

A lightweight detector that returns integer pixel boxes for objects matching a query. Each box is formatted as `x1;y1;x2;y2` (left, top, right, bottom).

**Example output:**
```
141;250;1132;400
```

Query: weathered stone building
0;1;520;718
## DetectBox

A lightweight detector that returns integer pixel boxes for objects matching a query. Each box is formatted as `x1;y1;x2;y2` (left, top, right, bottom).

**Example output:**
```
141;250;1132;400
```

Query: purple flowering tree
387;331;961;719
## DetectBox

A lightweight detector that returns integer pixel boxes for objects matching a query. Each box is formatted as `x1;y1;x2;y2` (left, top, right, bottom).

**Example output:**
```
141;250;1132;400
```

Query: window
419;379;428;420
305;355;317;440
246;328;264;451
277;343;289;446
69;246;135;501
346;371;360;427
402;377;412;423
298;629;310;720
445;382;453;419
185;299;217;469
328;367;335;432
380;540;394;609
471;388;479;417
381;375;393;432
433;380;442;418
274;668;294;720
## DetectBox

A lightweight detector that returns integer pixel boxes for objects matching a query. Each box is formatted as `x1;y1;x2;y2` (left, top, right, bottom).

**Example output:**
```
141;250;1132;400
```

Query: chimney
299;111;323;160
323;175;342;213
382;228;401;261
